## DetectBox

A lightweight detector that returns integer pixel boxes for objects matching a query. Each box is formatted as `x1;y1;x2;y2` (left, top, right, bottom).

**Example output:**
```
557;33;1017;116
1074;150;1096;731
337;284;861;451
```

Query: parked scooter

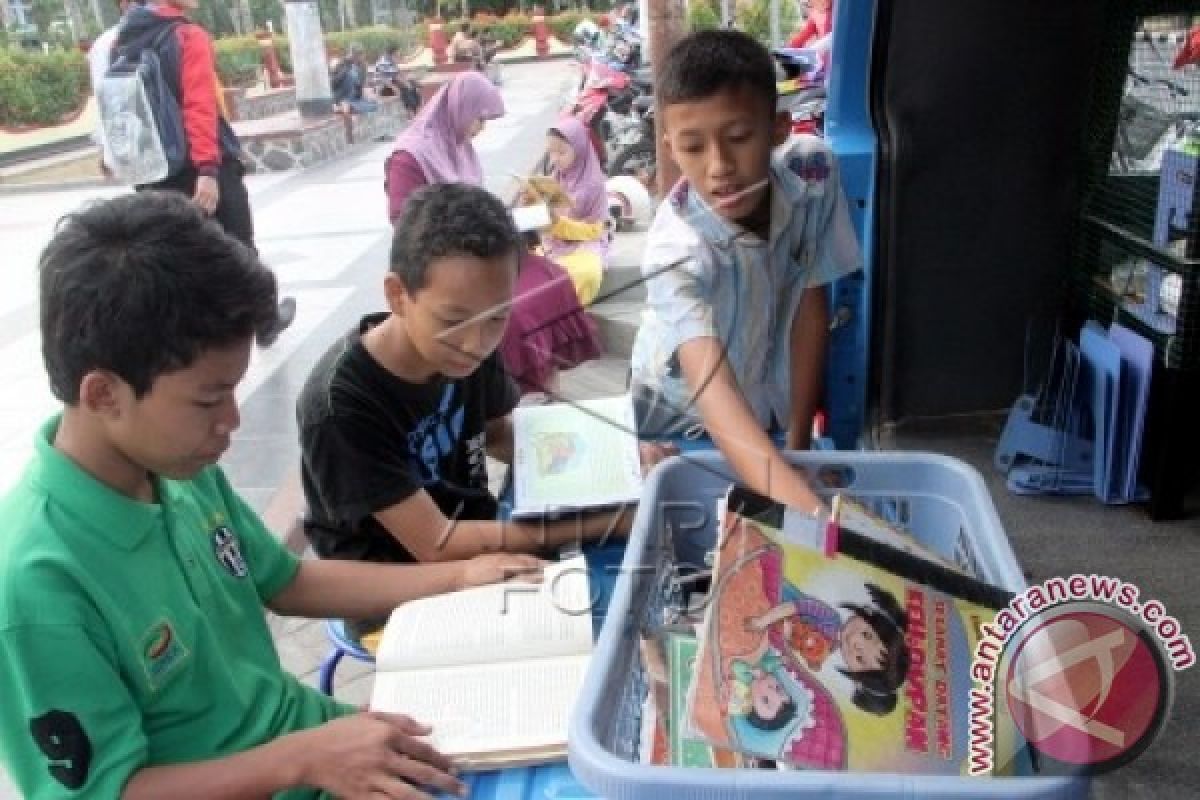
565;56;633;169
773;47;827;136
607;93;656;181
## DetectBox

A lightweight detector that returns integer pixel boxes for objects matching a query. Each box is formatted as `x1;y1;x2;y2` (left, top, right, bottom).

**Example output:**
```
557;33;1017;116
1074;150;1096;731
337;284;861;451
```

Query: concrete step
596;264;646;305
590;300;641;360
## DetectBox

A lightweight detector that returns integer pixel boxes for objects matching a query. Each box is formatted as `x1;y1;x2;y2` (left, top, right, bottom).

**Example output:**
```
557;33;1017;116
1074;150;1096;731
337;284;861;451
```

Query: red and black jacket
116;6;241;177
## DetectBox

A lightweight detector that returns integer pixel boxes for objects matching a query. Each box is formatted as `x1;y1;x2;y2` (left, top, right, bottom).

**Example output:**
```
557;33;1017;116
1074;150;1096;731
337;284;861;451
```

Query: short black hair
389;183;520;292
839;583;912;716
658;29;777;115
39;191;278;404
746;695;797;732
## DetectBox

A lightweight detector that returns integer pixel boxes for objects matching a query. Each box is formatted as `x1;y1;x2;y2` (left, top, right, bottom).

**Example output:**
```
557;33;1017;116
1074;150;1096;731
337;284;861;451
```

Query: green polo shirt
0;417;353;799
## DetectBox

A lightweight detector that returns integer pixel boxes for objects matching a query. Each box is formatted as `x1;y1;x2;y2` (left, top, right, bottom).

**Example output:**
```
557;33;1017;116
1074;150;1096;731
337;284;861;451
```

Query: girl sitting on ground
539;118;612;306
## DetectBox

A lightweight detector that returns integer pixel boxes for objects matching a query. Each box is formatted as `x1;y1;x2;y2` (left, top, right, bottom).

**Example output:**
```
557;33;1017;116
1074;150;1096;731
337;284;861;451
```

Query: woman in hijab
385;73;602;396
538;117;612;306
385;71;504;219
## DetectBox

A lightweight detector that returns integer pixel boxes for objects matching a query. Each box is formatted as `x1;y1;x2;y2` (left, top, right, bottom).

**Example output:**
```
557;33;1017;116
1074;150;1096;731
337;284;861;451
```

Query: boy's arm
677;337;823;514
265;552;543;620
371;489;628;563
123;713;464;800
786;286;830;450
484;414;514;464
0;622;459;800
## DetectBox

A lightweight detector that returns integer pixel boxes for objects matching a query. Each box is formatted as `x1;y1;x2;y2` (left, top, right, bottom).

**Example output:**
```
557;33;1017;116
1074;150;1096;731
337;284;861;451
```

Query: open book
511;394;643;518
687;487;1031;776
369;557;593;769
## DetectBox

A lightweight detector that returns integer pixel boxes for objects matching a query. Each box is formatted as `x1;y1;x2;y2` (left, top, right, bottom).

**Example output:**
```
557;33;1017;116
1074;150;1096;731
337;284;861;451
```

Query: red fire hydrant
531;6;550;58
428;18;448;66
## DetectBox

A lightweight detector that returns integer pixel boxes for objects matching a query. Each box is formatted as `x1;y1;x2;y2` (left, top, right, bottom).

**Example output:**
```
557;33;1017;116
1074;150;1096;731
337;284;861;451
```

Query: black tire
608;139;655;178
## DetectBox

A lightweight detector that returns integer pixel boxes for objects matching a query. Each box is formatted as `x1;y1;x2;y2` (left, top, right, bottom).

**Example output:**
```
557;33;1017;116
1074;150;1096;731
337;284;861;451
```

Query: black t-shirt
298;313;520;564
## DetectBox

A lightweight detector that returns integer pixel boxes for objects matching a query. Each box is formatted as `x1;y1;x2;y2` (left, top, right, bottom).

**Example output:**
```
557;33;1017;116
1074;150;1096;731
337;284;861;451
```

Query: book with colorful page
511;394;642;518
686;486;1033;776
368;557;592;769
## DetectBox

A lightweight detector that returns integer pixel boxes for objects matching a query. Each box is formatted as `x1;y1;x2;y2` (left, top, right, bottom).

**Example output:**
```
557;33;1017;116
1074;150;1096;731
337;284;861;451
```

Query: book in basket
686;486;1032;775
511;395;642;518
368;557;592;769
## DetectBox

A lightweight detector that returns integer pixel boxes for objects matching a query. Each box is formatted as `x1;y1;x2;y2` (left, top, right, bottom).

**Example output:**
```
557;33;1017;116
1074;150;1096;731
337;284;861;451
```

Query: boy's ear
771;111;792;147
78;370;125;418
382;272;412;317
660;130;674;162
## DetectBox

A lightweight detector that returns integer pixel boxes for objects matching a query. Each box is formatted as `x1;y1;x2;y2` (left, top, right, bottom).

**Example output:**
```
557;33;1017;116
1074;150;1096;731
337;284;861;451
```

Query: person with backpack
88;0;144;175
110;0;295;345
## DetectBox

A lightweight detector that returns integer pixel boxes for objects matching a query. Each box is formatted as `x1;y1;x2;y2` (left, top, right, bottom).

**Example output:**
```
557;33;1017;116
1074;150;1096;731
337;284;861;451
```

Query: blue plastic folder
1109;324;1154;500
1080;324;1120;501
1078;322;1153;504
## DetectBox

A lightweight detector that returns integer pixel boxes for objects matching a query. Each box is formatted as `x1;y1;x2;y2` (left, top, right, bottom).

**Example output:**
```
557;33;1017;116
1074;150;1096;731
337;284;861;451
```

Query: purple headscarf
550;117;609;222
391;72;505;185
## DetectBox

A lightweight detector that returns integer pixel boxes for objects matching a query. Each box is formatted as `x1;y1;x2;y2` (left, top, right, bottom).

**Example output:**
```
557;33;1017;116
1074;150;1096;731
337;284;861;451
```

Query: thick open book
368;557;593;769
511;394;642;518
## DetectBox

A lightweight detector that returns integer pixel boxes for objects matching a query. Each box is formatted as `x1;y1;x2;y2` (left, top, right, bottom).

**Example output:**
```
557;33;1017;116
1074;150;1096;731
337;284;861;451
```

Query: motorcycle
607;93;656;182
565;56;633;169
773;47;827;136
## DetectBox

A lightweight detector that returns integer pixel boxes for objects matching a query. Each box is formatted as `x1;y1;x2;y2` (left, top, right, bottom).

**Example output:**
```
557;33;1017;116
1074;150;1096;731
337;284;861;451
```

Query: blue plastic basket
568;450;1091;800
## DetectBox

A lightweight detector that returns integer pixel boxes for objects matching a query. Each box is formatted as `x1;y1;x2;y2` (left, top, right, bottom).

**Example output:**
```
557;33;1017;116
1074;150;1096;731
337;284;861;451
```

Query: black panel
871;0;1109;422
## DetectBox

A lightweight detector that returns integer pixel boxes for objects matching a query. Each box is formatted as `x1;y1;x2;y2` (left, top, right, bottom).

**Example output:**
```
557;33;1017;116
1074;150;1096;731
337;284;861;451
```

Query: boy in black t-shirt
298;185;670;596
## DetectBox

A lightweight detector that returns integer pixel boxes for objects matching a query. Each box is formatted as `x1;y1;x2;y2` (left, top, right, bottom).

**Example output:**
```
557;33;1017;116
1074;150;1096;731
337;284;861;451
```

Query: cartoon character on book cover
688;505;1026;775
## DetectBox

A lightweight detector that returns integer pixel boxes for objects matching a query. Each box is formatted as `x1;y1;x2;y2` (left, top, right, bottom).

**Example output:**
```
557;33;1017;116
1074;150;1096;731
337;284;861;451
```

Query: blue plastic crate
568;450;1091;800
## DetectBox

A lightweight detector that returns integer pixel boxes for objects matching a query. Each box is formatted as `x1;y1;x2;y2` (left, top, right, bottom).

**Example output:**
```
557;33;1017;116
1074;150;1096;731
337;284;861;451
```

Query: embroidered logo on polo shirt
140;620;189;689
212;525;248;578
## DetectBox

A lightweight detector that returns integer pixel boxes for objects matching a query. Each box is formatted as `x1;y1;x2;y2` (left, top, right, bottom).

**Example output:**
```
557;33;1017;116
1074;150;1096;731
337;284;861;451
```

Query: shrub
687;0;721;32
325;25;420;62
548;11;600;43
0;47;89;127
451;13;531;49
213;36;262;88
735;0;797;48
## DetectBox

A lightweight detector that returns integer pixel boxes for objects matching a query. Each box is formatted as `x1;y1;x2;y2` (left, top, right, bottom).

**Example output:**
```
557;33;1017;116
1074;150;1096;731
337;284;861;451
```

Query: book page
374;557;593;671
370;654;590;758
512;203;551;233
512;395;642;516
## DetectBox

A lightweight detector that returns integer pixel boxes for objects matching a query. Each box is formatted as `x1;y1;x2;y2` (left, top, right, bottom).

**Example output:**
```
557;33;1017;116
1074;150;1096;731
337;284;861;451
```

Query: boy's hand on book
295;712;466;799
458;553;546;590
638;441;679;475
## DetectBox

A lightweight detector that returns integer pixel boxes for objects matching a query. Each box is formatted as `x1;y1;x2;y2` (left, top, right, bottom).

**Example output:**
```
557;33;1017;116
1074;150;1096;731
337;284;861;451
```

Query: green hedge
213;36;262;88
687;0;721;32
736;0;798;47
454;14;533;49
0;47;89;127
548;11;601;43
324;25;422;61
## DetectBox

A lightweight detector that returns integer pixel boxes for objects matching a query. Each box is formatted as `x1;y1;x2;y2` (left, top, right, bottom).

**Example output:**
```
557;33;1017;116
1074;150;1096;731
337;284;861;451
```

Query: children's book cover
687;487;1032;776
665;632;745;769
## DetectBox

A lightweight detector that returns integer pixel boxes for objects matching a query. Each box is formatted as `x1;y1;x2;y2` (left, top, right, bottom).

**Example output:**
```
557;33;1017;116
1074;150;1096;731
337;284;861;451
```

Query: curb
495;52;574;66
0;176;115;195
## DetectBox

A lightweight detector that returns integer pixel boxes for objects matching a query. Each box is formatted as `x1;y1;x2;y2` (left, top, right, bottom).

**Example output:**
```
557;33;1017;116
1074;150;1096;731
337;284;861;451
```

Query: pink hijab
391;72;505;185
549;117;608;222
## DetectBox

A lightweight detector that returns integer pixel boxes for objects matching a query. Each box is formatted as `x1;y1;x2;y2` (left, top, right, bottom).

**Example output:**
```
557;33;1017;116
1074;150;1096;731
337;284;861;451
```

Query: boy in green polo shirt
0;191;544;799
